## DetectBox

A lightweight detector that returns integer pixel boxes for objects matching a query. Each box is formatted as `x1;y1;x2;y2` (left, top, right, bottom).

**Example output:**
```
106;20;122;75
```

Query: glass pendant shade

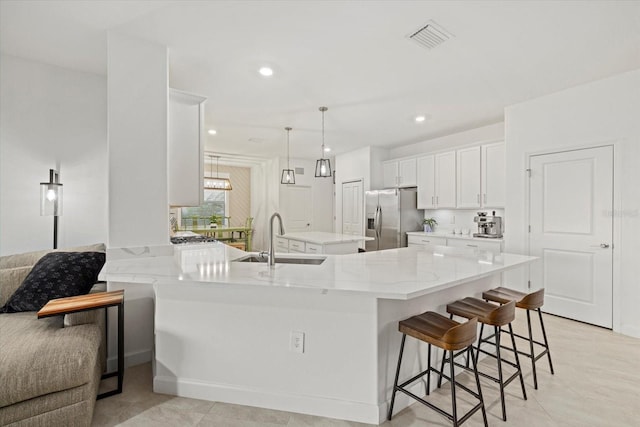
315;158;332;178
205;155;232;190
281;127;296;184
40;170;63;216
315;106;332;178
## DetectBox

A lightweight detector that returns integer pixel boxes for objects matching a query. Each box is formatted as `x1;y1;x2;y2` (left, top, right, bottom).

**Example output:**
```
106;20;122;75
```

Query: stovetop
170;235;218;245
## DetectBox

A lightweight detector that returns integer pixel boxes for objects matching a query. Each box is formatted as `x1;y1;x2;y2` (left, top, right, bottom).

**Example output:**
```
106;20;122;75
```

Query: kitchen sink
233;255;326;265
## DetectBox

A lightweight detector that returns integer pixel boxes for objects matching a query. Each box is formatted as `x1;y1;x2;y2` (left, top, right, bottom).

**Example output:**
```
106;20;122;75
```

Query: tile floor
93;310;640;426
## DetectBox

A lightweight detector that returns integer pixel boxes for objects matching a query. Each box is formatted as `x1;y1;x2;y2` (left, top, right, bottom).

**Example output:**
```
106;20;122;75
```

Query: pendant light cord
319;106;328;159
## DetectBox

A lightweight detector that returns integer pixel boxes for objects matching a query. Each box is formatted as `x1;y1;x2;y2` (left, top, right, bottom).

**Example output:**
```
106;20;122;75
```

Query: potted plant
423;218;437;233
210;214;222;228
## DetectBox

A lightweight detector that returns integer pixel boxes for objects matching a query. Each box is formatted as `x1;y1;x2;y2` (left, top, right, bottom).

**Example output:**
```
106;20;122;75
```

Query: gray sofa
0;244;107;427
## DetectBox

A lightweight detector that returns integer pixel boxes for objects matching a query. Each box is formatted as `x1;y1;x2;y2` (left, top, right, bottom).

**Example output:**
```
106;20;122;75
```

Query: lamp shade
281;169;296;184
40;169;63;216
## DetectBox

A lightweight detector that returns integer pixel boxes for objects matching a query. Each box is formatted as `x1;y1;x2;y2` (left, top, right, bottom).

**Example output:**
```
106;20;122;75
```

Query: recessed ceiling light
323;147;331;153
415;115;426;123
258;67;273;77
208;129;217;135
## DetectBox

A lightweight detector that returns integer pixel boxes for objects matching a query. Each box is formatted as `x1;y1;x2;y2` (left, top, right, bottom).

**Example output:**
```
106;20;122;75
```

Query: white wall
0;54;107;255
389;122;504;159
276;157;334;235
504;69;640;338
107;33;169;248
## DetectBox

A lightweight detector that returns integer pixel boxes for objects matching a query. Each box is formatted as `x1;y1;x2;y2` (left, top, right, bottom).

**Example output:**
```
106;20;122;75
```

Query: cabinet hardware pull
431;196;434;205
466;244;478;248
477;194;480;203
483;194;487;203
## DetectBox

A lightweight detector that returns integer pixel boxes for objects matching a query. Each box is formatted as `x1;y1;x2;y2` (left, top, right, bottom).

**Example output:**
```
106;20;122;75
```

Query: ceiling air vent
295;167;304;175
407;20;454;50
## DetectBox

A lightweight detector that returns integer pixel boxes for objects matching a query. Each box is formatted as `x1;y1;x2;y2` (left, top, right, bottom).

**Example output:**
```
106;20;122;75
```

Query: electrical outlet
290;331;304;353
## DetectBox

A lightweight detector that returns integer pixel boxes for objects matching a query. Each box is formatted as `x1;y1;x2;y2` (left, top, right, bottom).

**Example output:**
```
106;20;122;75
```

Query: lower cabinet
275;237;359;255
407;235;447;248
407;233;503;254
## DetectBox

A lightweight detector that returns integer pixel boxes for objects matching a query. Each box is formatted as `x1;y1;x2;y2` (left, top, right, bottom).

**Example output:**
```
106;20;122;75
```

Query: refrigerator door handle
376;205;382;238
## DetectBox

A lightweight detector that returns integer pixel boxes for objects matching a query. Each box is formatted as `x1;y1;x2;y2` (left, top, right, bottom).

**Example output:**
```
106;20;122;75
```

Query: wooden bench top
37;290;124;318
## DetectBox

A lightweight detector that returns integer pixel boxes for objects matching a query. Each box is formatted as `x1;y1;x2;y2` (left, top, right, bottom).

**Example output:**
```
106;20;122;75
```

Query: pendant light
281;127;296;184
315;106;332;178
204;155;232;191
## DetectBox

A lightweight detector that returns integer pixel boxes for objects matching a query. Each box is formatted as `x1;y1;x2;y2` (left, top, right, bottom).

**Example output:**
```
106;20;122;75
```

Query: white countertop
99;242;535;300
407;231;504;243
280;231;374;245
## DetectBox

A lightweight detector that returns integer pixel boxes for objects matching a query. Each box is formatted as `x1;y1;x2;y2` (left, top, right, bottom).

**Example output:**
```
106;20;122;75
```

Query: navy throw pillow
0;251;106;313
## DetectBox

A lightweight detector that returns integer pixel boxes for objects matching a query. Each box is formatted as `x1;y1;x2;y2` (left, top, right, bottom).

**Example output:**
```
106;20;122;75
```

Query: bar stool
388;312;487;427
441;298;526;422
482;287;554;389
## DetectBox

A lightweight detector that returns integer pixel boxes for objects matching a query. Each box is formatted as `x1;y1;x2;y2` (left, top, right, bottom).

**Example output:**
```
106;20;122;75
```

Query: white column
107;32;169;248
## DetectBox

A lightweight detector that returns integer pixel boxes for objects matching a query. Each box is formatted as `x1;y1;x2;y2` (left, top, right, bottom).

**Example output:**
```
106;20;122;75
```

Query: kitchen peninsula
276;231;373;254
99;243;535;424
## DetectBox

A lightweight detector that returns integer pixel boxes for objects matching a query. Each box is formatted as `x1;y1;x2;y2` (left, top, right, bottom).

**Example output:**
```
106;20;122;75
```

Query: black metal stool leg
538;308;555;375
388;334;406;420
508;322;527;400
469;346;488;427
449;349;459;427
426;343;432;395
526;309;538;389
475;322;485;368
438;313;455;388
495;326;507;421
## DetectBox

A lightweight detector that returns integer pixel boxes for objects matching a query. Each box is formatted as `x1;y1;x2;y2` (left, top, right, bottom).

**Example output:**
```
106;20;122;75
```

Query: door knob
600;243;610;248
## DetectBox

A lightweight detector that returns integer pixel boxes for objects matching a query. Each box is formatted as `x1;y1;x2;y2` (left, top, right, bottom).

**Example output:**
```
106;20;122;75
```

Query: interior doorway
528;145;614;328
281;185;312;233
342;180;363;236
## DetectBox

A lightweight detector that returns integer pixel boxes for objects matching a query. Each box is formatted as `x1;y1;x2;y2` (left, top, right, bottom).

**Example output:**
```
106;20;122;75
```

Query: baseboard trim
153;375;381;424
106;349;152;372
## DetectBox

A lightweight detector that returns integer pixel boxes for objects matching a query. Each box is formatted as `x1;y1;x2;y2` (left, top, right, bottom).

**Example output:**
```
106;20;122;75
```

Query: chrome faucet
268;212;285;267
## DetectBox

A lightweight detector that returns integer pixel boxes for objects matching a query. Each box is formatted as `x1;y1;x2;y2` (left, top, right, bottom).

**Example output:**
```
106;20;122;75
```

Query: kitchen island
276;231;373;254
99;243;535;424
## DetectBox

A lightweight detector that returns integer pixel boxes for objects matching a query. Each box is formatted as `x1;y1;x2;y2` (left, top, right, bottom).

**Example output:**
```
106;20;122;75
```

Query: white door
282;186;312;233
528;146;613;328
398;159;417;187
342;180;363;235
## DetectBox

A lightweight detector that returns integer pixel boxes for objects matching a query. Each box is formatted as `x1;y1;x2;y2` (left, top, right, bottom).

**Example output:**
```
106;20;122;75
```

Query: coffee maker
473;211;503;238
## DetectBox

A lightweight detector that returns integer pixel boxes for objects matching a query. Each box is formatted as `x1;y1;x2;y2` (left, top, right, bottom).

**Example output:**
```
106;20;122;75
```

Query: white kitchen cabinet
417;152;456;208
168;89;207;207
288;240;306;253
407;235;447;248
481;142;505;207
417;155;436;209
382;161;398;188
305;242;323;254
446;237;502;254
382;158;417;188
275;237;289;253
434;151;457;208
456;146;482;208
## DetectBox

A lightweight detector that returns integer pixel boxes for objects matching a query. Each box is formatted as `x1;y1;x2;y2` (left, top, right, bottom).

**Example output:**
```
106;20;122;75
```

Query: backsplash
423;209;505;235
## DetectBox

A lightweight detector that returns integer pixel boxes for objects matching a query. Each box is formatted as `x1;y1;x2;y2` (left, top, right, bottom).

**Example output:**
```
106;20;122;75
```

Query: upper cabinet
456;146;482;208
481;142;506;207
382;158;417;188
168;89;207;207
456;142;505;209
417;151;456;209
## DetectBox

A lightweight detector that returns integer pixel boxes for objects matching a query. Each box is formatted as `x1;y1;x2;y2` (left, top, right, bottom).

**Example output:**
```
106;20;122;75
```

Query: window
181;189;229;229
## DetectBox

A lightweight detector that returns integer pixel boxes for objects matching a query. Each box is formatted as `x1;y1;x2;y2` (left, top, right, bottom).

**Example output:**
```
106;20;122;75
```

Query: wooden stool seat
482;287;544;310
447;297;516;326
443;297;525;422
389;312;487;426
400;312;478;351
482;286;554;389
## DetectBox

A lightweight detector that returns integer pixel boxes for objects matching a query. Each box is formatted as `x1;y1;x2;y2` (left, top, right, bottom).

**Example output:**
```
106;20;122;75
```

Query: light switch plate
290;331;305;353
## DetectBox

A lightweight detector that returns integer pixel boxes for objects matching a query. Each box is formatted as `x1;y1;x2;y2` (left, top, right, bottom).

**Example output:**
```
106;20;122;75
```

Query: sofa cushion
0;312;102;408
0;252;106;313
0;267;31;307
0;243;106;270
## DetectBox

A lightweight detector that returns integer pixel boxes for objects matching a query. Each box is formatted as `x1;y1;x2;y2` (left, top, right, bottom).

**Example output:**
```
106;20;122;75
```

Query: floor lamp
40;169;63;249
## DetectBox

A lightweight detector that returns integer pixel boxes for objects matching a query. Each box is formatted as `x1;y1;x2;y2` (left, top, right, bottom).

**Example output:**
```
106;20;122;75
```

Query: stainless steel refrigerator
365;188;423;251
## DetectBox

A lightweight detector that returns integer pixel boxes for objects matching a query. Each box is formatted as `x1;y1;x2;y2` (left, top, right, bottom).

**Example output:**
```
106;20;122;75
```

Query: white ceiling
2;1;640;160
